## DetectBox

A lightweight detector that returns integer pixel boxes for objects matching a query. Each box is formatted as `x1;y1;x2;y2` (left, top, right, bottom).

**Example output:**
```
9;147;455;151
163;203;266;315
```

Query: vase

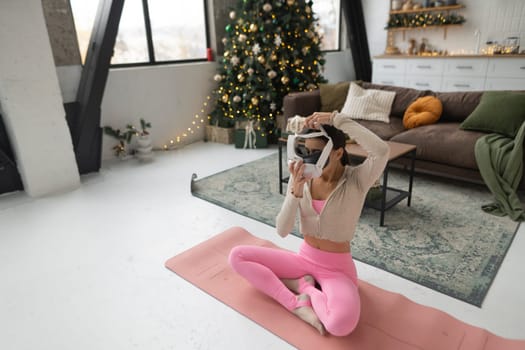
391;0;403;10
136;134;154;161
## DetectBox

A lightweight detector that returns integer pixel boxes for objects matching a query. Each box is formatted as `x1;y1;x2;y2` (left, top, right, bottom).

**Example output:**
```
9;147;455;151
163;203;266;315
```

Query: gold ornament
251;97;259;105
294;59;303;66
237;73;245;82
250;23;258;32
222;94;229;103
270;53;278;61
224;50;230;57
281;76;290;85
257;55;266;64
287;0;295;5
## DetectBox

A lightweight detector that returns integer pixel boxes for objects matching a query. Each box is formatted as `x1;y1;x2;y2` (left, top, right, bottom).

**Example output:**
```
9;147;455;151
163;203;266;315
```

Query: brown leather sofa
282;82;525;188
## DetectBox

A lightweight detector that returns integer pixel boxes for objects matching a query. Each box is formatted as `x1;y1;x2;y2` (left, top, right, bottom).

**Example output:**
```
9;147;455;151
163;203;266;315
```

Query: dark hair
302;124;350;166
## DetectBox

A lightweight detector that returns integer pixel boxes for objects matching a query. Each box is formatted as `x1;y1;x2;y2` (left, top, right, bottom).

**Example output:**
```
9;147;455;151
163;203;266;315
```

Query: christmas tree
209;0;326;138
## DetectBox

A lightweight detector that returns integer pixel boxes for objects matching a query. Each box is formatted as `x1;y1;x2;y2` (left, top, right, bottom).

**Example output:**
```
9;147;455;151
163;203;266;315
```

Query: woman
229;111;389;336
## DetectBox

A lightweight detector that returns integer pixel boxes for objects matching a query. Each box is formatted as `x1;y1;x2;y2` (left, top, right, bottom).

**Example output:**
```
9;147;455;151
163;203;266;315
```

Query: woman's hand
288;159;309;198
304;112;333;129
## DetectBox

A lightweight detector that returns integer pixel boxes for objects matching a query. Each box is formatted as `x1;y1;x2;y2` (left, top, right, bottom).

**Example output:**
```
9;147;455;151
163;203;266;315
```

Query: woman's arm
333;113;389;189
275;175;301;237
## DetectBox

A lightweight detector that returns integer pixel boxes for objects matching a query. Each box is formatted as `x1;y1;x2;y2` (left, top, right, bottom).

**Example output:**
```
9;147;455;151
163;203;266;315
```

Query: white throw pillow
340;82;396;123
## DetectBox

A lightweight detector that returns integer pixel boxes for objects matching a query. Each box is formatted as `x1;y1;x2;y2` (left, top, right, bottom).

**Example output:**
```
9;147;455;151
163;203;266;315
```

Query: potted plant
103;126;134;159
131;118;153;161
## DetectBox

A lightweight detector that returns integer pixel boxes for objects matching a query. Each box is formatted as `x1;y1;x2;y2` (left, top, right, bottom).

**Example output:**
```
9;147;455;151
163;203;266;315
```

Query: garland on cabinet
386;12;465;29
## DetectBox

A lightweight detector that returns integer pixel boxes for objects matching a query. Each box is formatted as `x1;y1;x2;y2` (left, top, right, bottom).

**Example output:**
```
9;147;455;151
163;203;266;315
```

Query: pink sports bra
312;199;326;214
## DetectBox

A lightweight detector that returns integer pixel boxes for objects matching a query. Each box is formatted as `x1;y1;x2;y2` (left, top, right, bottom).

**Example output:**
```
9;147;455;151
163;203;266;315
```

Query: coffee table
278;138;416;226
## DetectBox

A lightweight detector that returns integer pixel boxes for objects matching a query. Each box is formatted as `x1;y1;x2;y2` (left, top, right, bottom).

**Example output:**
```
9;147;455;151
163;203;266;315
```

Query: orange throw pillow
403;96;443;129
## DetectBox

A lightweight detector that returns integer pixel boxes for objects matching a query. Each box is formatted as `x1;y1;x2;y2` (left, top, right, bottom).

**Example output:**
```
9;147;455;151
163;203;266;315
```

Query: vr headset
287;125;333;178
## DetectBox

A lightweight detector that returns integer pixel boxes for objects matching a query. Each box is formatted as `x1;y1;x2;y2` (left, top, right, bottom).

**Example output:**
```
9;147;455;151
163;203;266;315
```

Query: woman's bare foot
293;294;325;335
281;275;315;294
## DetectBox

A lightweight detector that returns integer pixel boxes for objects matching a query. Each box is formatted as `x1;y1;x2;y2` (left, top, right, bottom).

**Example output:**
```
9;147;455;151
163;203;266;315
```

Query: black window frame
110;0;211;68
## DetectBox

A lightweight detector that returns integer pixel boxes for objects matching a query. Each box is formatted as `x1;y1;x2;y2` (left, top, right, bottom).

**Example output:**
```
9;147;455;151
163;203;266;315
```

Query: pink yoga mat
165;227;525;350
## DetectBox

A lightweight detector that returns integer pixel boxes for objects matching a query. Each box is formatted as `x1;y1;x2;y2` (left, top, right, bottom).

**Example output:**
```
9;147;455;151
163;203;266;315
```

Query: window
312;0;341;51
69;0;99;63
70;0;209;66
148;0;207;62
112;0;149;64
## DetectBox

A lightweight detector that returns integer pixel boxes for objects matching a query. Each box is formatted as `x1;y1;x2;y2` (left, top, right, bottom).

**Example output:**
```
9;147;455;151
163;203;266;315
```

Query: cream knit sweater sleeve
332;113;390;190
275;174;301;238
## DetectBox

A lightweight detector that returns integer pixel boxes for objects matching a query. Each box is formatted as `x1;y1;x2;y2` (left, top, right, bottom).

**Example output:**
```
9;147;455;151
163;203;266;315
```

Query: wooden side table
346;141;416;226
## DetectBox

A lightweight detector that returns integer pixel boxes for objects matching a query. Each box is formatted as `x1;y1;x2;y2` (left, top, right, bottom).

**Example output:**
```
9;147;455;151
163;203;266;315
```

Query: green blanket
474;122;525;221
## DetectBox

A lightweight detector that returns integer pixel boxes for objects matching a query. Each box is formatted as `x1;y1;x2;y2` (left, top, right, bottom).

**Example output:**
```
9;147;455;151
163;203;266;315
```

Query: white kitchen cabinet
372;56;525;92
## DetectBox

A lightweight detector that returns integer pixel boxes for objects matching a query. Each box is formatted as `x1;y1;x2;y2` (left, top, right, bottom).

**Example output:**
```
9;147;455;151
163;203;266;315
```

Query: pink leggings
229;241;360;336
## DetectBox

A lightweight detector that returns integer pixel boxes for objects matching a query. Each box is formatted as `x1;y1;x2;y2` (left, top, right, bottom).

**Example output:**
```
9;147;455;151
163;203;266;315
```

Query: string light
162;95;209;150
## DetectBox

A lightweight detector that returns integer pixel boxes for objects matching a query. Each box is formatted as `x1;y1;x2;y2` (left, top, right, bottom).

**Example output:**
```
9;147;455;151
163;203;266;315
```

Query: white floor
1;141;524;350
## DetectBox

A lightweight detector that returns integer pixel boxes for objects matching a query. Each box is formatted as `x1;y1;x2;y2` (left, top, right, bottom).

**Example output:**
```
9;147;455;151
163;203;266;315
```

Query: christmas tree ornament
287;0;295;6
247;68;254;75
257;55;266;64
225;24;232;33
238;34;247;42
270;53;278;61
281;76;290;85
293;77;300;85
263;3;272;12
229;11;236;20
237;73;245;82
250;23;258;32
222;94;229;103
267;70;277;79
222;37;227;45
252;43;261;55
306;6;311;13
213;74;223;82
251;97;259;105
274;35;282;46
231;55;240;66
294;58;303;66
233;95;242;103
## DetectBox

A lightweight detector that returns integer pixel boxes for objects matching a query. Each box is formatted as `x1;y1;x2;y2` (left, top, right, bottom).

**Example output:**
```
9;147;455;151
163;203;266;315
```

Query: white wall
100;63;217;160
363;0;525;57
0;0;80;197
93;51;353;160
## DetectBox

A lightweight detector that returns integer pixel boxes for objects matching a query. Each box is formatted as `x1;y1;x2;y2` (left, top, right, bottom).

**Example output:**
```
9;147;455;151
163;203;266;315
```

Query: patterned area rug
190;153;519;306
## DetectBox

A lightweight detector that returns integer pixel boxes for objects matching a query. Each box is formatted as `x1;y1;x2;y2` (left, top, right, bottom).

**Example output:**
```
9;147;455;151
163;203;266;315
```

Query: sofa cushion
356;118;405;140
361;82;427;118
283;89;321;120
431;91;483;123
341;82;396;123
319;81;350;112
403;96;443;129
460;91;525;138
391;123;486;170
